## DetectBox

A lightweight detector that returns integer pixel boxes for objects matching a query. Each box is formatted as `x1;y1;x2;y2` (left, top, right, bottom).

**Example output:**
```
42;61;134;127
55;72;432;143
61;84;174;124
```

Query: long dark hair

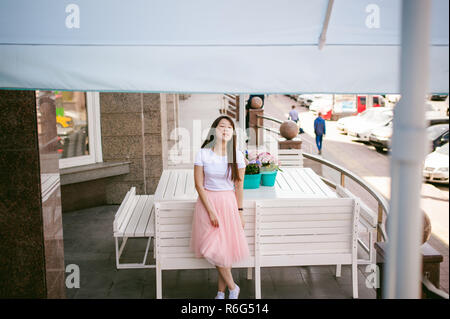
200;115;241;183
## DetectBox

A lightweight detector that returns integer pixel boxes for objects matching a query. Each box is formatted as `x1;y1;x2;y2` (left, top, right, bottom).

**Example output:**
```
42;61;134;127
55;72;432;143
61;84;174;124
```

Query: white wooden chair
113;187;155;269
335;185;378;266
254;197;360;299
277;149;304;167
154;200;255;299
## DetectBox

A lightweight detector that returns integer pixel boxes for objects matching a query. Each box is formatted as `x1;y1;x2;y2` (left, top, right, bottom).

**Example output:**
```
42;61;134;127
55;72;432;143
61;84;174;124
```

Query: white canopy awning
0;0;448;93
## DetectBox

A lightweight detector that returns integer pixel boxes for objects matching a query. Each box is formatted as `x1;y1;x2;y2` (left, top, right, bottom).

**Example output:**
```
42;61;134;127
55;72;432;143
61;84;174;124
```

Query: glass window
36;91;102;168
55;91;89;159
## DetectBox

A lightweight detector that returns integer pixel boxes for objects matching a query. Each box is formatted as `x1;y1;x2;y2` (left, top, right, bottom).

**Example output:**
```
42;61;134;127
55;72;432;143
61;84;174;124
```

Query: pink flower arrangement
244;151;282;172
258;152;282;172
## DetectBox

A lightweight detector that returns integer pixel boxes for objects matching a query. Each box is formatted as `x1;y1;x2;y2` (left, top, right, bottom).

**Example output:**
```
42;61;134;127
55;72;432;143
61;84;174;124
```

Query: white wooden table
153;167;337;202
152;167;339;294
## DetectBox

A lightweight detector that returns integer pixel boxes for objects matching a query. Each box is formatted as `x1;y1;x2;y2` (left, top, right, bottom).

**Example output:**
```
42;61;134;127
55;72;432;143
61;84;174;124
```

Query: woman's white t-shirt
194;148;246;191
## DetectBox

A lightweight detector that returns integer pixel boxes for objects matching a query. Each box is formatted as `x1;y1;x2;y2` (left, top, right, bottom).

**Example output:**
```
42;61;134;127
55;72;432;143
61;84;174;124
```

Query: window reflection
36;90;89;159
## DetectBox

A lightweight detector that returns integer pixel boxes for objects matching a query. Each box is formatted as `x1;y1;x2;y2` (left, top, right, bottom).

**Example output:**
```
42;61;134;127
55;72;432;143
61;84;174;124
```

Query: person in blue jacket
314;112;326;155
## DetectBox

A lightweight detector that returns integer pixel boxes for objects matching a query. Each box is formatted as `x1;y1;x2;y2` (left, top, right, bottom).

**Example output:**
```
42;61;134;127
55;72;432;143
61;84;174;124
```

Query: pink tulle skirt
191;189;250;268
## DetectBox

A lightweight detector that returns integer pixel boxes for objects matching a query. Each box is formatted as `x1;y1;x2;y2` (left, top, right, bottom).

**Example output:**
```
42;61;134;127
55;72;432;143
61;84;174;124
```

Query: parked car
430;94;448;101
427;124;449;153
424;102;443;118
347;109;394;142
423;142;449;184
369;118;449;153
369;120;393;152
296;94;315;108
287;94;299;100
56;115;73;128
336;115;354;134
309;95;333;113
337;107;387;134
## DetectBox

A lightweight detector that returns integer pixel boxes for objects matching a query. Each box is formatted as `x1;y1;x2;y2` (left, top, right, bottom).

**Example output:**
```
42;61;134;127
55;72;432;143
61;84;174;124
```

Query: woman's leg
216;266;236;290
217;270;226;292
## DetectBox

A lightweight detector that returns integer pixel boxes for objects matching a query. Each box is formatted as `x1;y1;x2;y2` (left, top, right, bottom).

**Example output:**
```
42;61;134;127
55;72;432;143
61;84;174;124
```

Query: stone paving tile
142;283;156;299
272;282;310;299
339;284;376;299
267;267;303;287
299;265;334;276
73;288;110;299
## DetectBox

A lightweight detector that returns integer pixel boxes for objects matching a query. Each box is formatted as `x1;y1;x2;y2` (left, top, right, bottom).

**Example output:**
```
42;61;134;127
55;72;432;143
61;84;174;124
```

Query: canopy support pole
384;0;431;299
318;0;334;50
239;94;247;150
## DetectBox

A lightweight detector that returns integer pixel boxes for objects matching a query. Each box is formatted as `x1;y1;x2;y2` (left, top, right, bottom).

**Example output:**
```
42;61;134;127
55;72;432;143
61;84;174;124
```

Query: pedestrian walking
192;115;249;299
288;105;304;134
288;105;299;122
314;112;326;155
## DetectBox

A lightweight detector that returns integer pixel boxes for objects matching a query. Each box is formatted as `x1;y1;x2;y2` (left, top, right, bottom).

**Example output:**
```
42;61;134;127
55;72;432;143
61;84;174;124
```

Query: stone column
278;137;302;150
0;90;65;298
248;108;264;147
100;93;163;202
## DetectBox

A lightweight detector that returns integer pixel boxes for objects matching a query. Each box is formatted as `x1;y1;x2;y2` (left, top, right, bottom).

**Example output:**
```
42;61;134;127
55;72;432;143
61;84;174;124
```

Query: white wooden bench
277;149;304;167
154;195;360;299
113;187;156;269
154;200;256;299
254;196;360;299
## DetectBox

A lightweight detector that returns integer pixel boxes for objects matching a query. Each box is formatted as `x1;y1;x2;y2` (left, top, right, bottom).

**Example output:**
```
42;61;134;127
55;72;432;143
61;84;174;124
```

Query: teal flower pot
261;170;277;187
244;173;261;189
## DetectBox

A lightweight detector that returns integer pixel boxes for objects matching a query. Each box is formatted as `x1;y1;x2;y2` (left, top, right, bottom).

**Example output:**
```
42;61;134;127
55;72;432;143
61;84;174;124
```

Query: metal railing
256;125;280;135
302;152;389;242
256;114;283;125
221;94;240;121
255;115;284;135
253;113;389;241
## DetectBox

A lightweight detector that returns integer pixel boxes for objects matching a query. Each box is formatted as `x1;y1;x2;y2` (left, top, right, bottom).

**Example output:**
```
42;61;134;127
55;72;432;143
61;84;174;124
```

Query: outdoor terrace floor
63;204;376;299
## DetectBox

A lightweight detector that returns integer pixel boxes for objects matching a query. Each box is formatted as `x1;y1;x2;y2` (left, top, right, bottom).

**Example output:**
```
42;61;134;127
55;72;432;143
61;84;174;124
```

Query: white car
346;108;394;141
309;95;333;113
336;108;383;134
336;115;355;133
425;102;443;118
296;94;315;107
423;142;449;184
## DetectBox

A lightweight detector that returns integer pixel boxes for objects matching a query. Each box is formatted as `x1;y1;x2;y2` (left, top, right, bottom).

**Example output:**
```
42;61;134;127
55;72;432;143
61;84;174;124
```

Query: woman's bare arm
194;165;218;226
234;167;246;228
234;168;245;207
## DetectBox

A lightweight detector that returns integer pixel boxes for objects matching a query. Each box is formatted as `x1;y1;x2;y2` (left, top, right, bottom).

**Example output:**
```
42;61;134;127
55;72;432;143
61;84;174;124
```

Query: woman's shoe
215;291;225;299
228;284;240;299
